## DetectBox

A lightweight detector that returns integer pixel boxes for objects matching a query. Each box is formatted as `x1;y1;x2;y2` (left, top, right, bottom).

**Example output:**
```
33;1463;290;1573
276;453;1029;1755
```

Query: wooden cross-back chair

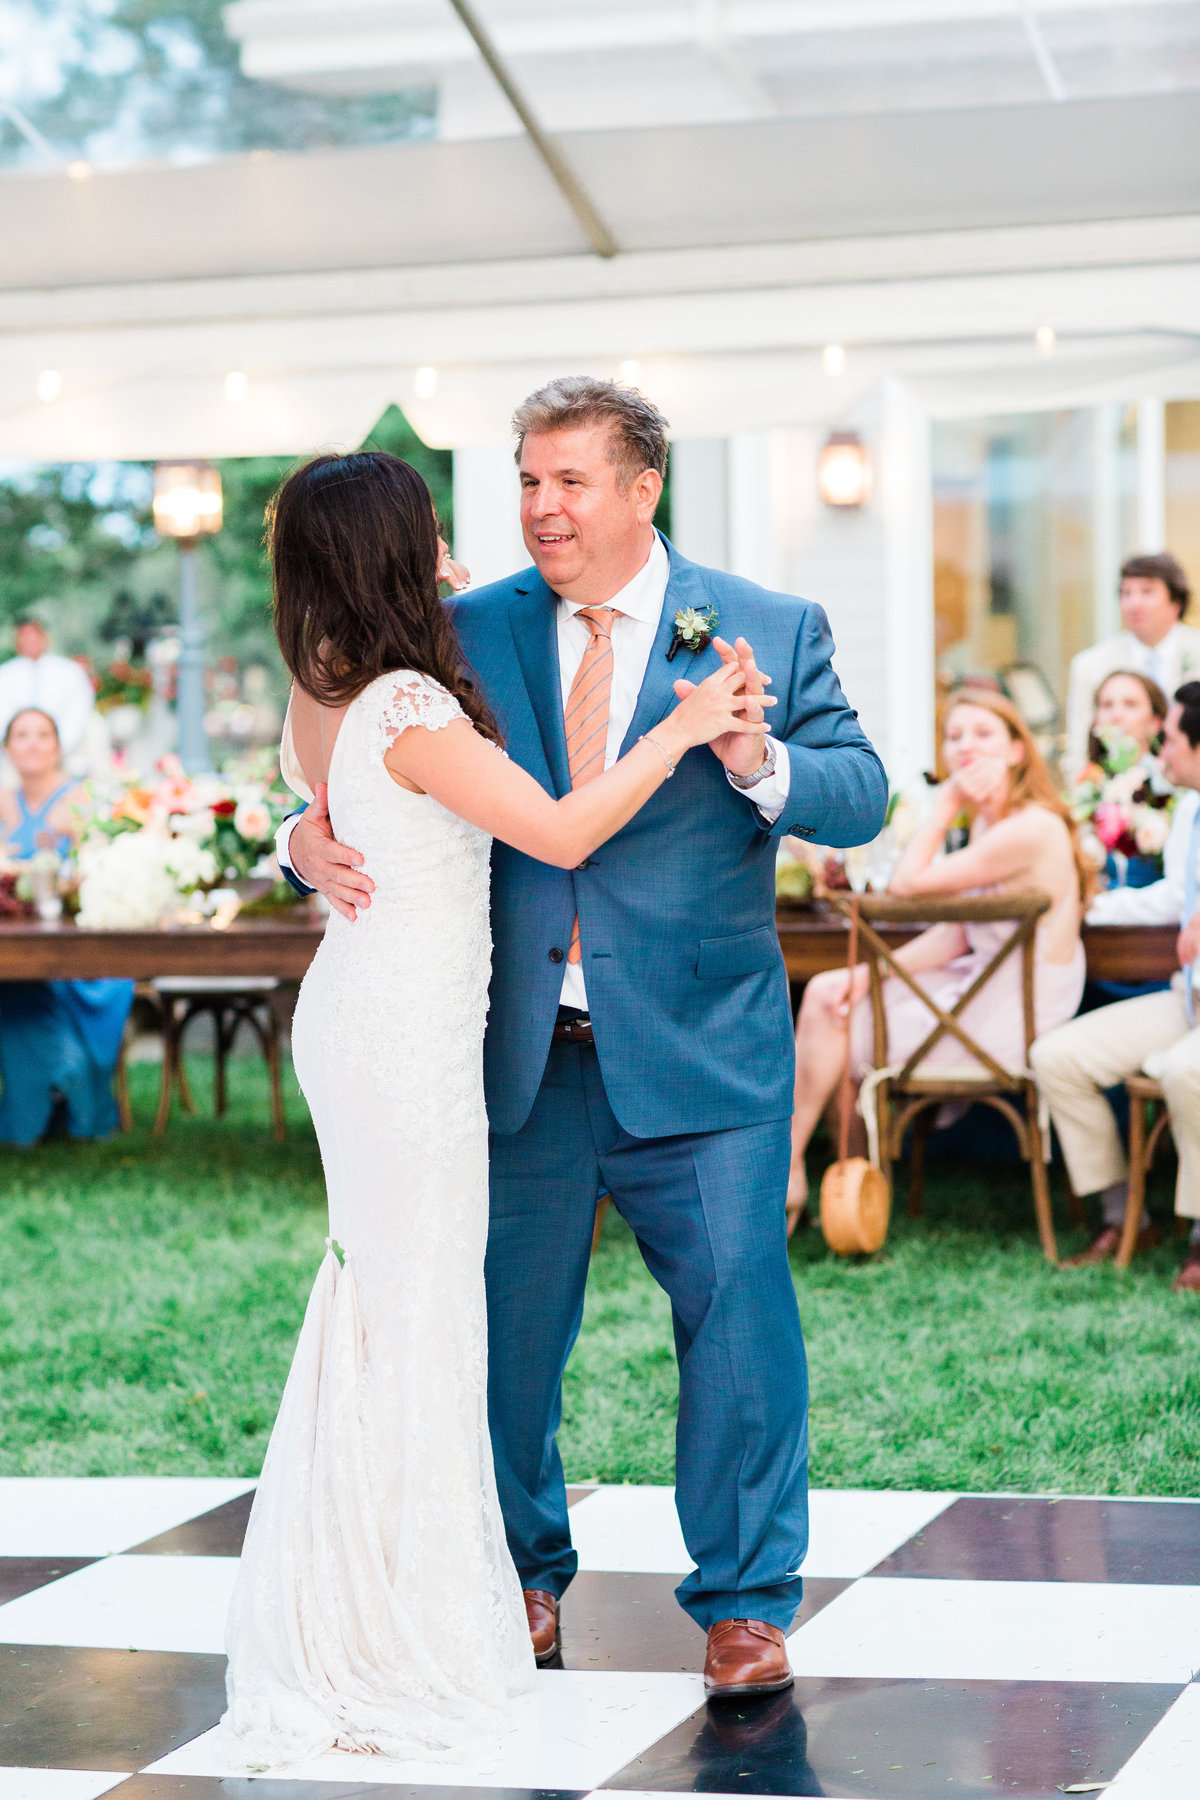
827;892;1060;1262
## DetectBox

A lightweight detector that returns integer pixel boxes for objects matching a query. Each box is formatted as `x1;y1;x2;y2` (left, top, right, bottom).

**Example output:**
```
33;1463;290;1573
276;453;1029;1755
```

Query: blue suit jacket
451;537;887;1139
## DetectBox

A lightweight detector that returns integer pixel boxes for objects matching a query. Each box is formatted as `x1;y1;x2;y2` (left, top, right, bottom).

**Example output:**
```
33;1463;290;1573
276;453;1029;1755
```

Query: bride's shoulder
356;667;467;749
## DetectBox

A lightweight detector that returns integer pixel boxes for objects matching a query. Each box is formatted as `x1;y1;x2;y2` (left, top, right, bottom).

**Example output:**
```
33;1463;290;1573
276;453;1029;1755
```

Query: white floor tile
570;1487;689;1574
568;1484;956;1580
804;1489;958;1578
0;1775;128;1800
0;1554;239;1653
787;1577;1200;1684
0;1477;255;1557
149;1670;705;1790
1106;1681;1200;1799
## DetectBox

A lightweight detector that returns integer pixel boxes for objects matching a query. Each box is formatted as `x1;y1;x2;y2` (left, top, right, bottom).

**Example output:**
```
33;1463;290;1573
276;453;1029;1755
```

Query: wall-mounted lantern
817;431;872;509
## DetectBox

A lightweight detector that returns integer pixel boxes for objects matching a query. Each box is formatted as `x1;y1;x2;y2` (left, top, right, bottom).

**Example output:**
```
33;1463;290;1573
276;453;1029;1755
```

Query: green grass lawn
0;1057;1196;1493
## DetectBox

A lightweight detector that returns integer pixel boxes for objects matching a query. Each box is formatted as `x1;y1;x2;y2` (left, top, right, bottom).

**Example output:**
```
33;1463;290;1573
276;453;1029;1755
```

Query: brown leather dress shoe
1063;1223;1158;1267
703;1618;793;1696
1171;1253;1200;1293
523;1588;560;1664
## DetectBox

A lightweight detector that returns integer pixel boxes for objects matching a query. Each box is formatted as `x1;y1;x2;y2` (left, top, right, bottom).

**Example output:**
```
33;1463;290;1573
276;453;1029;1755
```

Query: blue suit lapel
508;576;570;797
619;540;721;755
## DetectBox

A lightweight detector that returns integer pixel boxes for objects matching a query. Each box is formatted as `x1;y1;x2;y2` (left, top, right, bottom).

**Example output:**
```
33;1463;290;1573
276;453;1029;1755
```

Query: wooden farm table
0;918;325;981
0;911;1176;992
776;904;1178;988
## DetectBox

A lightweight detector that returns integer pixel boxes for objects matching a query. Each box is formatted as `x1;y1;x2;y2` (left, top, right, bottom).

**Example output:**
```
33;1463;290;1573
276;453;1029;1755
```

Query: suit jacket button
577;857;591;869
548;947;564;963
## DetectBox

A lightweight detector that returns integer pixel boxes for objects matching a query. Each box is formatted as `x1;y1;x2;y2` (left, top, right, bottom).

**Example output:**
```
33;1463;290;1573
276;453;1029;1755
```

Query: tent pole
444;0;618;259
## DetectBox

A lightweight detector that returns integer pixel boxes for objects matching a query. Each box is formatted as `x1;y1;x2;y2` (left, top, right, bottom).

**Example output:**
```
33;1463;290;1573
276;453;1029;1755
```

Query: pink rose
1092;802;1130;850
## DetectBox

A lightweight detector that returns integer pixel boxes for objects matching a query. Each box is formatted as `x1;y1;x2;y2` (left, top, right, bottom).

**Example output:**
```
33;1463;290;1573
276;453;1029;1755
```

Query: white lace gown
218;670;535;1771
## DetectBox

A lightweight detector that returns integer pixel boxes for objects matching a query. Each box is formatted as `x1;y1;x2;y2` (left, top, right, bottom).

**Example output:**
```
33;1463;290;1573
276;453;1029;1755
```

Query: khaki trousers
1030;985;1200;1220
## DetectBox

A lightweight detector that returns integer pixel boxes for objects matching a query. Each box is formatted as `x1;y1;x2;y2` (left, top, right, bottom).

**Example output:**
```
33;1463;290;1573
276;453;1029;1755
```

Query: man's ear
634;467;663;524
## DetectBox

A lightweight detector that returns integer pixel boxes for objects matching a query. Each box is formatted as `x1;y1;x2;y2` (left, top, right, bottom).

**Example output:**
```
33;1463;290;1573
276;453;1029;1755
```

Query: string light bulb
617;359;641;384
36;370;62;404
414;365;438;400
65;160;92;181
224;371;248;403
1035;325;1056;356
822;344;846;377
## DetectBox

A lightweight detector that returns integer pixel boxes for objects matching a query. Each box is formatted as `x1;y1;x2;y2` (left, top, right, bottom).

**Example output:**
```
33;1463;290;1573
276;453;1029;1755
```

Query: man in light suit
1033;681;1200;1292
279;378;887;1695
1063;553;1199;783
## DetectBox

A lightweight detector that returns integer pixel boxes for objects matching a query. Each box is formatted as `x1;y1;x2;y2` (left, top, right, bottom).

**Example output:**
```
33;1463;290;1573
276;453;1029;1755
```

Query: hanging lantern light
817;431;872;509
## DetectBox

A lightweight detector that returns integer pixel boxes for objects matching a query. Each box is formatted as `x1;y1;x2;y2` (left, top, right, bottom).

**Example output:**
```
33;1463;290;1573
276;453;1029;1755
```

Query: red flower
211;799;237;817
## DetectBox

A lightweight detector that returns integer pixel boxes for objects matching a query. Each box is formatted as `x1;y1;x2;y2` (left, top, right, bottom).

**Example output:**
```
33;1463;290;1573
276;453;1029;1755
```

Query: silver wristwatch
726;734;778;790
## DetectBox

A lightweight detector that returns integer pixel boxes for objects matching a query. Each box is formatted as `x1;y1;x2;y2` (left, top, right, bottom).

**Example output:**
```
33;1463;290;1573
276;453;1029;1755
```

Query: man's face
518;426;661;598
1159;704;1200;789
1119;577;1178;647
15;623;47;660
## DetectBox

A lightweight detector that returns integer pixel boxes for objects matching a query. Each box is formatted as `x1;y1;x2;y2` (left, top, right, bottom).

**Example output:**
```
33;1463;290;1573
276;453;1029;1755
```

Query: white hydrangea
76;830;218;930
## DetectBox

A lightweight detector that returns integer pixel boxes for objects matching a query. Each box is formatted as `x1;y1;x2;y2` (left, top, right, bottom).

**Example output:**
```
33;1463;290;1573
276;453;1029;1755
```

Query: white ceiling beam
226;0;1199;78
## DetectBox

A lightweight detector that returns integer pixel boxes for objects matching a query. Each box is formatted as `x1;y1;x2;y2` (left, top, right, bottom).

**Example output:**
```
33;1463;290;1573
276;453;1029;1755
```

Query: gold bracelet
639;733;677;777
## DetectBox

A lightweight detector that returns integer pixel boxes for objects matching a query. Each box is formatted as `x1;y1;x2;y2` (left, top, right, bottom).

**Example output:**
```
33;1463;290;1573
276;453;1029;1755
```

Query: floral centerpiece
1069;730;1174;886
72;754;297;928
92;660;153;714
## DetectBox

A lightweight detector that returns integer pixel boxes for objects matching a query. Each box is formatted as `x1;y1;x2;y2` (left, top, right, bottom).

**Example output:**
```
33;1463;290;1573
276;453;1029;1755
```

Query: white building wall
451;445;528;588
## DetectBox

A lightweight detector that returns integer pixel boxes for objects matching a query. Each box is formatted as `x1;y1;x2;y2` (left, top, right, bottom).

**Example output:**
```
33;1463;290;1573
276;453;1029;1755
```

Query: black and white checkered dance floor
2;1479;1197;1800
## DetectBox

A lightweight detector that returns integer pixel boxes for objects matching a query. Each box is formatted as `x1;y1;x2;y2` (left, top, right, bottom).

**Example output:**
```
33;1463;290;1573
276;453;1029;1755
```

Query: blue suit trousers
484;1037;809;1631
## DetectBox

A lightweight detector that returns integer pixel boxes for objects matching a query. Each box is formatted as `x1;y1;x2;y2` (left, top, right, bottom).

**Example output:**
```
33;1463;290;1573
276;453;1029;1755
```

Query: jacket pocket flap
696;926;777;981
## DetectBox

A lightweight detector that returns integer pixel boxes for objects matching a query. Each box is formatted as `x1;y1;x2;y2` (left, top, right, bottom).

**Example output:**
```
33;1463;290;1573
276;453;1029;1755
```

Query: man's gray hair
512;376;669;488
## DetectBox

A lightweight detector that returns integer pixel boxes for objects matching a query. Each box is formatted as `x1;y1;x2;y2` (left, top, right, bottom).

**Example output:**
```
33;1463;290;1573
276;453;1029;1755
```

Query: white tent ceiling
0;90;1197;457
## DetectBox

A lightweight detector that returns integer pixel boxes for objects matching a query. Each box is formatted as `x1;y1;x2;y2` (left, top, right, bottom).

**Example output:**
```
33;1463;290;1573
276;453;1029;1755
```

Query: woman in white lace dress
218;452;769;1771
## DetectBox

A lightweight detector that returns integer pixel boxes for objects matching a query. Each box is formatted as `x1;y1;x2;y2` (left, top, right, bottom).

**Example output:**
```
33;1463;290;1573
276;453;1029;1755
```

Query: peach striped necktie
565;606;618;964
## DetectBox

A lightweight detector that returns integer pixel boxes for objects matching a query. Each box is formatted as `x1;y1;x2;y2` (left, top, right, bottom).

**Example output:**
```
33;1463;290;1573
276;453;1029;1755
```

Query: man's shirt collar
558;533;669;626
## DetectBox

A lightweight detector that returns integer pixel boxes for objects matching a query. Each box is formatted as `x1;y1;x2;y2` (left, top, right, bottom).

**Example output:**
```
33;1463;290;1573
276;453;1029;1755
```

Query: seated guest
1087;669;1167;767
1063;552;1199;784
1075;671;1171;903
788;690;1088;1229
1032;682;1200;1291
0;707;81;856
0;707;133;1147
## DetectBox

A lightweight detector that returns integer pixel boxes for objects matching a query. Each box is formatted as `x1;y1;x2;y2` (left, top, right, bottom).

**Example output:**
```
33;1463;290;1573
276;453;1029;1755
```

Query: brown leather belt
552;1015;594;1045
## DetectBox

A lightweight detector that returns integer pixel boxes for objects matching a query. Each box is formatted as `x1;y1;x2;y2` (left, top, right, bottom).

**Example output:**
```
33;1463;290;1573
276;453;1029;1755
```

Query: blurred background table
776;904;1177;988
0;918;324;981
0;912;1175;994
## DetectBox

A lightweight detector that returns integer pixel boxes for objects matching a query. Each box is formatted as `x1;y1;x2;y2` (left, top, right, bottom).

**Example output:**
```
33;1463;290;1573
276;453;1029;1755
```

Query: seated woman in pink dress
787;689;1090;1231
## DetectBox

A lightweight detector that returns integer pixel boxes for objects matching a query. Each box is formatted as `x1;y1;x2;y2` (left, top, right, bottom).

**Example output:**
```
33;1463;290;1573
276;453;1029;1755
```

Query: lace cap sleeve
365;670;467;762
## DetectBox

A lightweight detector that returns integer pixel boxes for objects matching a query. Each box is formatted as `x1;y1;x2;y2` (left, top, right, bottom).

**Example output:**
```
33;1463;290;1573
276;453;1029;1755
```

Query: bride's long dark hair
270;451;502;744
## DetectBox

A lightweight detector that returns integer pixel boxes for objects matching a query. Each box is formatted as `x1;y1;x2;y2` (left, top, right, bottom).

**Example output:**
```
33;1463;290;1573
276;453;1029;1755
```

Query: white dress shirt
1087;786;1200;931
554;533;788;1007
0;652;96;763
1064;623;1200;784
276;535;790;1005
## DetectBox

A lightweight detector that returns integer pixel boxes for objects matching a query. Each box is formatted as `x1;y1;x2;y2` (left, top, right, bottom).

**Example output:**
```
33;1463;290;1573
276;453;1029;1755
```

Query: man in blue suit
281;378;887;1696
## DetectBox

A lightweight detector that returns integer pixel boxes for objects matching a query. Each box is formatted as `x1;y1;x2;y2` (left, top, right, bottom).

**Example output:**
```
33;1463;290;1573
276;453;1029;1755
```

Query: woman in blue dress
0;707;133;1145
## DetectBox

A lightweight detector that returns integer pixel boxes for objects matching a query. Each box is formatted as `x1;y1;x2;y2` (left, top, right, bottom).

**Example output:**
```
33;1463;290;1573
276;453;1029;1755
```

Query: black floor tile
109;1783;586;1800
557;1573;850;1673
871;1495;1200;1584
602;1675;1181;1798
0;1554;97;1603
0;1643;227;1770
130;1493;256;1557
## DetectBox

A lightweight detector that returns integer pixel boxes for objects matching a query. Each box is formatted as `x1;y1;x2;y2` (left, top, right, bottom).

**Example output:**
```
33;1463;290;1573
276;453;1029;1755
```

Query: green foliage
0;407;455;702
1;1078;1195;1495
